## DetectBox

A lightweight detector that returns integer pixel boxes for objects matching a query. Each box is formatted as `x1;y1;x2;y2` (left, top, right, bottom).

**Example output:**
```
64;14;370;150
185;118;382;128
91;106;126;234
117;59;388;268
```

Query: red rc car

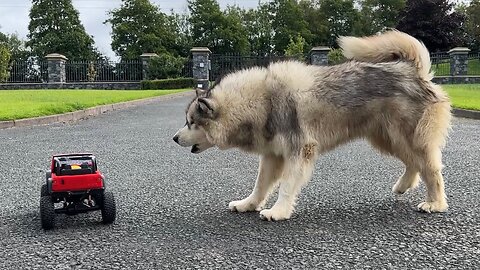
40;153;116;230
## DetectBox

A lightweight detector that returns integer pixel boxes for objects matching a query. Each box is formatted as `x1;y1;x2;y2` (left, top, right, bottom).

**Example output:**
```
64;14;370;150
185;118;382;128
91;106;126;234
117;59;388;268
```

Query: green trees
320;0;358;47
2;33;30;62
299;0;329;50
188;0;249;54
270;0;312;54
463;0;480;50
3;0;478;65
27;0;98;61
105;0;178;60
356;0;406;35
396;0;466;51
0;44;10;82
241;4;274;56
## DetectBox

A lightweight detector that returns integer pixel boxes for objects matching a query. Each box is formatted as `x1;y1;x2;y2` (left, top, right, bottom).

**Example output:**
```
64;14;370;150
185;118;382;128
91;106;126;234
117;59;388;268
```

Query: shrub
147;53;187;79
141;77;195;90
284;34;306;61
0;45;11;82
328;48;346;65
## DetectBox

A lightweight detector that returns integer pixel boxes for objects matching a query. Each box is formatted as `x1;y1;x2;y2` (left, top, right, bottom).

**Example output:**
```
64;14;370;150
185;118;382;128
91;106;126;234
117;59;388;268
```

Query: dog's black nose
173;135;179;143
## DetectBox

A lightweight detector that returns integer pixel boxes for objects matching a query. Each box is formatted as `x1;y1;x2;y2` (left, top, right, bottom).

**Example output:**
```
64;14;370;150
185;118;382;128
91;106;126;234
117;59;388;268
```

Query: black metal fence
209;53;298;81
429;51;480;76
180;59;193;78
65;60;143;82
468;52;480;76
4;52;480;84
7;60;48;83
430;52;450;76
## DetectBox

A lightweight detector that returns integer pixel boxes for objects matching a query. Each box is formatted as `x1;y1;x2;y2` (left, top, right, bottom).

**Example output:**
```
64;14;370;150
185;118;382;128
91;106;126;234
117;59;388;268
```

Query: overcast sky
0;0;261;60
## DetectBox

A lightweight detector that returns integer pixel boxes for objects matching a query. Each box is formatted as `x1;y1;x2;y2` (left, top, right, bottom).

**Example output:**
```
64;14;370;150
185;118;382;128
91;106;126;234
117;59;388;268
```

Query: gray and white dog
173;30;451;221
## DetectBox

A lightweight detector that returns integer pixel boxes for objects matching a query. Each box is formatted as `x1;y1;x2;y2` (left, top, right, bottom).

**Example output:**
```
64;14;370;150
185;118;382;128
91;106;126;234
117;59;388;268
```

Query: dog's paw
417;200;448;213
229;198;261;212
392;182;411;195
259;207;292;221
392;176;420;195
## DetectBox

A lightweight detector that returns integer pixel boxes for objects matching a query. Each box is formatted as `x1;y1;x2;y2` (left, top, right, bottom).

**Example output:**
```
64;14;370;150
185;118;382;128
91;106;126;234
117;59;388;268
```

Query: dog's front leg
259;157;315;221
229;154;284;212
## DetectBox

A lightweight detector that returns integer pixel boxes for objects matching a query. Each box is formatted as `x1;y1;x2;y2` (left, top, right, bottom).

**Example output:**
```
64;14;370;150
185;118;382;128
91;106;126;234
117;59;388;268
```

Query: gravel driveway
0;93;479;269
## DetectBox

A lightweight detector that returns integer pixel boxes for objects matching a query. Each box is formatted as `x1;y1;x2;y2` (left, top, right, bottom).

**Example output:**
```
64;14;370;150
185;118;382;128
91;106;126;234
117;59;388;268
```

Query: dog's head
173;88;217;153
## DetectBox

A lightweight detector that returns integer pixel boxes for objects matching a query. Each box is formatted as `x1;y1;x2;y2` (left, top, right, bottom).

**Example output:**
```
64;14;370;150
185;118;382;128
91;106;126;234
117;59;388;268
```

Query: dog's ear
196;88;207;97
197;98;215;118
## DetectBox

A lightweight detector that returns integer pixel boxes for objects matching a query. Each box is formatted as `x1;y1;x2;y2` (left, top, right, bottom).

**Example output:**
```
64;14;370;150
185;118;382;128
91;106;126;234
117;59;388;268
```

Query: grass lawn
443;84;480;111
0;89;189;121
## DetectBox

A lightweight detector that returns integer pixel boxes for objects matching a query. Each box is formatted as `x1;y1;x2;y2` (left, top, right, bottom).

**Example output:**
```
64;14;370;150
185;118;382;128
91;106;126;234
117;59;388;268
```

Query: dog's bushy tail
338;30;433;81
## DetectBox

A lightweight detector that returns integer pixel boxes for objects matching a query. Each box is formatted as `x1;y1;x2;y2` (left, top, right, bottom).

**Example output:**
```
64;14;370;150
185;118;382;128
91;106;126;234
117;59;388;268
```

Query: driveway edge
452;108;480;120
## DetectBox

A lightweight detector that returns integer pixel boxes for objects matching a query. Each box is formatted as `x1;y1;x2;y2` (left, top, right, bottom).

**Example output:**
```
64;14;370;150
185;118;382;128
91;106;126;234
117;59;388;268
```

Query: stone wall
432;76;480;84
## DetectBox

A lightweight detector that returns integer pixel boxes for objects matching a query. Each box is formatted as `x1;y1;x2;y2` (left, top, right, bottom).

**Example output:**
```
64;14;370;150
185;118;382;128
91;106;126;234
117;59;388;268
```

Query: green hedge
141;77;195;90
147;54;187;79
328;48;346;65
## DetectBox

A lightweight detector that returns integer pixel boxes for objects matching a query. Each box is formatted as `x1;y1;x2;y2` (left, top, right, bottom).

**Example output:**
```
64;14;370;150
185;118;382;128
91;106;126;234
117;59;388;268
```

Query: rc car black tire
101;192;116;224
40;196;55;230
41;184;48;196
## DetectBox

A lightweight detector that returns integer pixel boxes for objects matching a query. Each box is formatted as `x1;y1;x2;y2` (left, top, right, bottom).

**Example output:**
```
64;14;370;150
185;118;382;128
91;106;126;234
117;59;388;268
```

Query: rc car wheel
40;184;49;196
101;192;116;224
40;196;55;230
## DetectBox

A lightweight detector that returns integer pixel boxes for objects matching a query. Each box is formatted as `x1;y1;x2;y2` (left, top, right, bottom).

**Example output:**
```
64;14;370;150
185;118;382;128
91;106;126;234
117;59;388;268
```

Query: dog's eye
185;119;195;129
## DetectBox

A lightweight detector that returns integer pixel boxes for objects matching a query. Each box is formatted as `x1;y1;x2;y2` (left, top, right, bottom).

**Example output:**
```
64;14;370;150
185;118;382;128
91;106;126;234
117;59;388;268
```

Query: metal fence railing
467;52;480;75
65;60;143;82
7;61;48;83
180;59;193;78
209;53;297;81
3;51;480;84
430;52;450;76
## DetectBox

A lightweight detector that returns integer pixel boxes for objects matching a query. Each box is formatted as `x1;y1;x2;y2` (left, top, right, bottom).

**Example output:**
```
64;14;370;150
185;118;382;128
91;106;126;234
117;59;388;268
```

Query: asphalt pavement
0;94;479;269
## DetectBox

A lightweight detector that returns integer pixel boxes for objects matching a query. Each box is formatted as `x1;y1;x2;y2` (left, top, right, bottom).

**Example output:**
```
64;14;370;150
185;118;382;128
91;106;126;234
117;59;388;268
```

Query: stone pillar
309;46;331;66
448;47;470;76
191;47;211;90
45;53;68;84
140;53;159;80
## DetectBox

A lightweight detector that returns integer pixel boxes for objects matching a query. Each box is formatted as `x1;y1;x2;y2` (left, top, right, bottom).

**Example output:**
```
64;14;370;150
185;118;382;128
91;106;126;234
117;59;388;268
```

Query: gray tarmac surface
0;93;479;269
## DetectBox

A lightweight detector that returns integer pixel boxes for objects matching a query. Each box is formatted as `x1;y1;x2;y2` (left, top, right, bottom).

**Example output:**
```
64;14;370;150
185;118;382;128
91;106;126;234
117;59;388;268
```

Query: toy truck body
40;153;116;230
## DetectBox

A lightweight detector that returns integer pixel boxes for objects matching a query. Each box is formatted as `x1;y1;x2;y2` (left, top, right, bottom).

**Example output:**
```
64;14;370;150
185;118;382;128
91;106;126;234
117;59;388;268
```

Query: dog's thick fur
173;30;451;221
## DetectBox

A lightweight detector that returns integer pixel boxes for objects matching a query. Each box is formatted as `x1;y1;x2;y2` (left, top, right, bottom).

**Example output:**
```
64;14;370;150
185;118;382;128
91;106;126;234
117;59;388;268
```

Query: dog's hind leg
368;130;421;194
229;154;284;212
259;155;316;221
417;147;448;212
414;101;450;212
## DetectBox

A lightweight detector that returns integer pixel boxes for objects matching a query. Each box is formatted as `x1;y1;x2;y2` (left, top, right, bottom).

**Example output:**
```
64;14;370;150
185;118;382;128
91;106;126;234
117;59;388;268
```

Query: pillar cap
45;53;68;61
310;46;331;53
448;47;470;54
140;53;159;58
191;47;211;53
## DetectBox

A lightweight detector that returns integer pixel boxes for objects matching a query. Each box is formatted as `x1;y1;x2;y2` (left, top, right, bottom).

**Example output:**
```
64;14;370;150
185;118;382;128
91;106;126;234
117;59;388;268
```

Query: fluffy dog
173;30;451;221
